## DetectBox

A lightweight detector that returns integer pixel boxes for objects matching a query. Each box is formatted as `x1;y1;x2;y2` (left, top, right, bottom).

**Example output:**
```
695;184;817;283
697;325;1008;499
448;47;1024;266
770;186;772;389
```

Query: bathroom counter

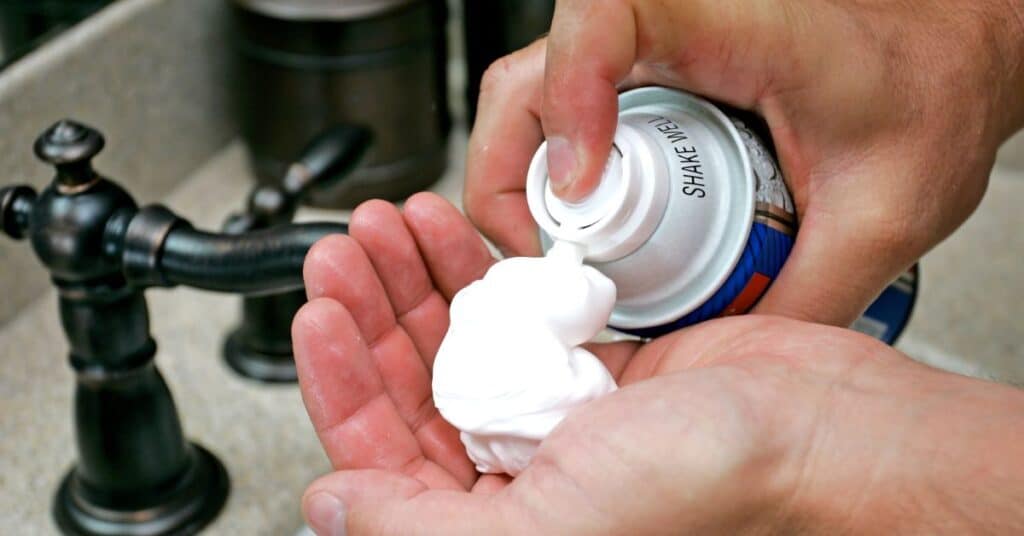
2;125;1024;534
0;130;467;535
2;0;1023;530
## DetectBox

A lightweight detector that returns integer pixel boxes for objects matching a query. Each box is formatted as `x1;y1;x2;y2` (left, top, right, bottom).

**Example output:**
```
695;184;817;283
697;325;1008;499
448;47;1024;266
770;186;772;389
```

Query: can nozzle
526;123;670;263
545;240;587;265
542;147;624;231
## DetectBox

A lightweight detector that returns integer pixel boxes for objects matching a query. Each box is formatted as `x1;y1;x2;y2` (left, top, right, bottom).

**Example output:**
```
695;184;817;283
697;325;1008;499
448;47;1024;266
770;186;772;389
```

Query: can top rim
232;0;417;20
607;87;757;329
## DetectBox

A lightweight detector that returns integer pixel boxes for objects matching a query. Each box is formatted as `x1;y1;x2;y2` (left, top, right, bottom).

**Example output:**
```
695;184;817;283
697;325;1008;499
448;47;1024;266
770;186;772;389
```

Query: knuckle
862;215;910;256
478;38;546;99
822;193;918;260
305;233;355;264
479;55;519;97
462;192;481;225
349;199;400;237
462;193;491;234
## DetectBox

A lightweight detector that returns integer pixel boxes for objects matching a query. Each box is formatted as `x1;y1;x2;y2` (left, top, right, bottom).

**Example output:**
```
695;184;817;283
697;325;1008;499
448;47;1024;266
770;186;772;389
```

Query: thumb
542;0;812;203
542;0;636;201
303;470;508;535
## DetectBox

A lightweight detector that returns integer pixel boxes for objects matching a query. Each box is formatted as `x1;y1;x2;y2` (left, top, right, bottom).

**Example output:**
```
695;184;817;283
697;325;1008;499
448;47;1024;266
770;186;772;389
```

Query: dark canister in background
462;0;554;123
230;0;450;208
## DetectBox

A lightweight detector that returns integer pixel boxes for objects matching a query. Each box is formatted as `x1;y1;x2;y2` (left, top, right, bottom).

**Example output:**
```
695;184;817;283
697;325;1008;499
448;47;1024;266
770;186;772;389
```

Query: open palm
290;192;1014;535
290;193;839;535
292;192;650;495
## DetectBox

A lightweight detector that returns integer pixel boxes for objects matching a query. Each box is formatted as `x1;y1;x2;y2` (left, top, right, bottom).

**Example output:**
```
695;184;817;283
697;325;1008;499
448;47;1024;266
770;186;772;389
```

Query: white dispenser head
525;87;761;332
526;123;670;262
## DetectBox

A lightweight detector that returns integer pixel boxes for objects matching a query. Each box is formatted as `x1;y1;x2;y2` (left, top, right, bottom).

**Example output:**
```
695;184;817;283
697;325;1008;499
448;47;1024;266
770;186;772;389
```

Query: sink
0;0;1021;533
0;132;467;534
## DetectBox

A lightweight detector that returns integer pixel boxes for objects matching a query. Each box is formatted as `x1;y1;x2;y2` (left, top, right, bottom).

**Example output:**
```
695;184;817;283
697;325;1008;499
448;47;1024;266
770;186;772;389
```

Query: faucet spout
156;218;346;295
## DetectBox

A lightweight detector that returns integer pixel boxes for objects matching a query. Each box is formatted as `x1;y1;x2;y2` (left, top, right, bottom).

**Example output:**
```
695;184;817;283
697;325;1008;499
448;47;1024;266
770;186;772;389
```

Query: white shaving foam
432;241;618;476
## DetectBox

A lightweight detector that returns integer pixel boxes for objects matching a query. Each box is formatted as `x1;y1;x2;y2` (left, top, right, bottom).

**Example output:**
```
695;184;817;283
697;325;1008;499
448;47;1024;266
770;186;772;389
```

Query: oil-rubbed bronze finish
230;0;450;208
1;119;368;535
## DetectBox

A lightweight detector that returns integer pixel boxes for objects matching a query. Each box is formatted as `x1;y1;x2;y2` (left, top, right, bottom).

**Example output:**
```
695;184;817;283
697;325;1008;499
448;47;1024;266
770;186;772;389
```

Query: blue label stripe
612;222;794;339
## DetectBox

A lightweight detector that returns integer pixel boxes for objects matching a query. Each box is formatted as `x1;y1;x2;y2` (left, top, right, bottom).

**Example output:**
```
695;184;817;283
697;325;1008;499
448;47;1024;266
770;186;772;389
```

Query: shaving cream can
526;86;915;342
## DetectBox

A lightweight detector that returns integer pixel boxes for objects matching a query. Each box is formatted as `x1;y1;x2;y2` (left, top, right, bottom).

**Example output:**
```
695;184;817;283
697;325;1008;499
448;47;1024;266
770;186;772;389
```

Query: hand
464;0;1024;326
293;193;1024;535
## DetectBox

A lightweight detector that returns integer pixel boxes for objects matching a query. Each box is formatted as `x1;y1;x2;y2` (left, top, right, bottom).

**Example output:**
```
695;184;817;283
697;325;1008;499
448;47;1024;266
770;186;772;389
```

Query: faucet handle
0;185;36;240
34;120;105;188
280;124;372;200
233;124;372;230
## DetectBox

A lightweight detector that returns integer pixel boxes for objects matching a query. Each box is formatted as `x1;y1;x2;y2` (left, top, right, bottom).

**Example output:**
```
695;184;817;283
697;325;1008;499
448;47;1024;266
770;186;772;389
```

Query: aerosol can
526;87;916;343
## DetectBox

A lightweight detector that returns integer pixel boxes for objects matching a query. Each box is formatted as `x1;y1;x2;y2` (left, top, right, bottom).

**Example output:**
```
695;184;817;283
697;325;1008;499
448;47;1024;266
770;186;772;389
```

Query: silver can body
533;87;796;338
531;87;917;342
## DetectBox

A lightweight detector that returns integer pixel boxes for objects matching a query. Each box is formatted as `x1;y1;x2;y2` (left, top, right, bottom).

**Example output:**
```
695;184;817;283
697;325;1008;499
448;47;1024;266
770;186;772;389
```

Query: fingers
304;470;508;536
752;223;893;327
584;340;642;381
302;235;433;433
541;0;637;200
464;0;786;253
471;474;513;494
290;301;419;469
348;200;450;364
464;39;547;257
304;234;395;344
297;197;501;490
302;231;477;487
542;0;802;202
402;193;496;300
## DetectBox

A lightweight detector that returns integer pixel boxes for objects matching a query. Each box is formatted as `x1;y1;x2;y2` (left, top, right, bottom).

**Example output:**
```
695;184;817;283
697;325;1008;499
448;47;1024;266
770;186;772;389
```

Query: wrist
781;358;1024;533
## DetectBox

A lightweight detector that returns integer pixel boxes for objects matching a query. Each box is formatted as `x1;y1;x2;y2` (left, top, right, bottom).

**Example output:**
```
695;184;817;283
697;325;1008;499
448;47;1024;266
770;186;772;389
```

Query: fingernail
305;492;347;536
546;136;577;193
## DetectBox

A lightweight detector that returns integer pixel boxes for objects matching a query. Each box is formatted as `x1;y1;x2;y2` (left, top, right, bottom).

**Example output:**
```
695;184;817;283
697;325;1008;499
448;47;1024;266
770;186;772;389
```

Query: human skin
463;0;1024;327
293;193;1024;535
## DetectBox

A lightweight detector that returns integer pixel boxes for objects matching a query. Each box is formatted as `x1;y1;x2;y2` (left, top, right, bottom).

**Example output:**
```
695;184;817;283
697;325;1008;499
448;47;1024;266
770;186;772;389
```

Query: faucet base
221;289;306;383
53;443;229;536
223;330;299;383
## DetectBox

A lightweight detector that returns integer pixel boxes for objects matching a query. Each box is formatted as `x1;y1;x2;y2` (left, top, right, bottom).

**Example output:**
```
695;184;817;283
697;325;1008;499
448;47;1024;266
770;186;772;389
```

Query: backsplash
0;0;237;326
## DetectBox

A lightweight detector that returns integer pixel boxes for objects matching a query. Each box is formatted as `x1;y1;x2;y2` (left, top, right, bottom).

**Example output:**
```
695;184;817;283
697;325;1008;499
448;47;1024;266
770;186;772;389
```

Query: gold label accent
754;201;796;234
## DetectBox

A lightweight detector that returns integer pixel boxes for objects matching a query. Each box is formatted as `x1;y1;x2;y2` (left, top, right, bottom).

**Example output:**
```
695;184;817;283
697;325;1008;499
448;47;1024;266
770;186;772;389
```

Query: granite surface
0;0;237;326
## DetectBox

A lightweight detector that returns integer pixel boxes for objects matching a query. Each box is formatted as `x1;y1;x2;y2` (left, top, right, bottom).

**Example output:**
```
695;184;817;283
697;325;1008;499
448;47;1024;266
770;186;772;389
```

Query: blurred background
0;1;115;69
0;1;1020;534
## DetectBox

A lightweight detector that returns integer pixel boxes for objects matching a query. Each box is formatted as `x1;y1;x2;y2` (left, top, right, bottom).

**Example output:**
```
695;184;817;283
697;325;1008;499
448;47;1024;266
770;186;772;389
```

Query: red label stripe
721;273;771;316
